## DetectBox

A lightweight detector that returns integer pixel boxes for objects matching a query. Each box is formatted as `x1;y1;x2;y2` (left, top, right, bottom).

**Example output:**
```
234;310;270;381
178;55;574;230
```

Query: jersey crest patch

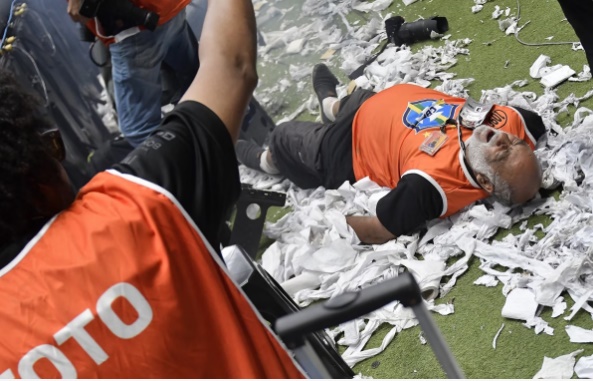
403;99;459;132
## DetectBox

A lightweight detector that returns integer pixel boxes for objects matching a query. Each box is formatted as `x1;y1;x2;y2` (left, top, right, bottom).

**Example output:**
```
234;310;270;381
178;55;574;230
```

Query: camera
79;0;160;35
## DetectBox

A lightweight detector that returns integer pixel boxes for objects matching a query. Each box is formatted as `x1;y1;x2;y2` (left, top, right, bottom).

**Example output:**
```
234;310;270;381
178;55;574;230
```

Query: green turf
351;256;592;379
254;0;593;378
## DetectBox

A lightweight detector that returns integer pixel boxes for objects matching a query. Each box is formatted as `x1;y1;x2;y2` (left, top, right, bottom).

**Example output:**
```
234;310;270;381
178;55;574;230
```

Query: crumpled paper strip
239;0;593;372
575;354;593;378
533;349;583;379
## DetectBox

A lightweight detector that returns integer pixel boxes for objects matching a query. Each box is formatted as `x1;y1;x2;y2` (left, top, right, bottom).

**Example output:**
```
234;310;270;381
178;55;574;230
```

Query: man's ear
475;173;494;193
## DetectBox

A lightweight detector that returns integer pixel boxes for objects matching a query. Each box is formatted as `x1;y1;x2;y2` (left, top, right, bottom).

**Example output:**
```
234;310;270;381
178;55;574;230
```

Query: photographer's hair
0;69;56;247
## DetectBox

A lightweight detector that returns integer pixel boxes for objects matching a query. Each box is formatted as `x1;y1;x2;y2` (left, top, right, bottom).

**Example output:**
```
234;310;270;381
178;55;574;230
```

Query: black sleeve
513;106;546;141
113;101;241;250
376;174;443;237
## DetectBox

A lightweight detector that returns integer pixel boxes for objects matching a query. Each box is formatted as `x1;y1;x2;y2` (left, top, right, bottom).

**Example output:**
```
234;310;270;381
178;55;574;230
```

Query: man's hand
67;0;89;24
346;215;395;244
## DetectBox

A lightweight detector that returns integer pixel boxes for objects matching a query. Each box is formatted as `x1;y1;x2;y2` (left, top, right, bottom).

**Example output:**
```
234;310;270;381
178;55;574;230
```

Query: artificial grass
352;255;592;379
254;0;593;378
257;0;593;120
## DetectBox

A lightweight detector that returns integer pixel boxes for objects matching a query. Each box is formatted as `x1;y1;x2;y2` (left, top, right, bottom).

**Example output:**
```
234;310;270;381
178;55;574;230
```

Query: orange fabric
0;171;304;379
352;84;535;217
87;0;190;45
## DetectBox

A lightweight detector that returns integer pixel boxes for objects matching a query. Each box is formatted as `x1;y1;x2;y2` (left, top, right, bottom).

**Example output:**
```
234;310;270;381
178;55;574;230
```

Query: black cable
88;40;108;67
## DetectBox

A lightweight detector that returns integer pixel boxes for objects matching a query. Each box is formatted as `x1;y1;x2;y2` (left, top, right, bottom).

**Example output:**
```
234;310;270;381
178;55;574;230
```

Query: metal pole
412;303;465;379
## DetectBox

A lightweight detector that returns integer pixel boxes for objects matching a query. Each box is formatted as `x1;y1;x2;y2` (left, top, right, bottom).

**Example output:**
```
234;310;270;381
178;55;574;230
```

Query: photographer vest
352;84;537;217
0;170;304;378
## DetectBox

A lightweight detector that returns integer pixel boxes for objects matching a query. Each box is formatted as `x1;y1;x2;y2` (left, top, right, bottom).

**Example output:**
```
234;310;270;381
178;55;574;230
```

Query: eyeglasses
39;128;66;162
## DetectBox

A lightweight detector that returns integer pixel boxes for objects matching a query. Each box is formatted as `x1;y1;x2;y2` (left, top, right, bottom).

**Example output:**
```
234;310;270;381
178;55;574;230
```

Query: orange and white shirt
0;171;304;379
351;84;543;235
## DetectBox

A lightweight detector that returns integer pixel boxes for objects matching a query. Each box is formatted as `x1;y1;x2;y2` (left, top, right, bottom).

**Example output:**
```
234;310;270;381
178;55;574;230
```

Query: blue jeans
186;0;208;41
109;10;199;147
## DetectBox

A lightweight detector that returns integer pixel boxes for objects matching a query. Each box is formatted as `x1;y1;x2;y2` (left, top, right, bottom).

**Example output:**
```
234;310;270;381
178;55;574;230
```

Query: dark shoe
312;63;339;123
236;139;264;171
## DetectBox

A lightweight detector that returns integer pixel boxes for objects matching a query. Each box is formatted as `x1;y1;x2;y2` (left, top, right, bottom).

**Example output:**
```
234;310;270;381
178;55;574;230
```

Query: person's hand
67;0;89;24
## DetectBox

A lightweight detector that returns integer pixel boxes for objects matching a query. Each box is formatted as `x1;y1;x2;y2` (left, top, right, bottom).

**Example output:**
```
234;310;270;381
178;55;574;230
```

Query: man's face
465;125;541;204
466;125;530;165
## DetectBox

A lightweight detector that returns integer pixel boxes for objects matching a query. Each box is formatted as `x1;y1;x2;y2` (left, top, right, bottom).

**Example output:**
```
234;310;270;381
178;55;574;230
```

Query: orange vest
0;170;304;379
352;84;537;217
87;0;191;45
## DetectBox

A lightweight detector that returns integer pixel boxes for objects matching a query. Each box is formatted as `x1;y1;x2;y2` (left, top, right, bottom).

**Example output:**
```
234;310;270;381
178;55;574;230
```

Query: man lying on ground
237;64;546;244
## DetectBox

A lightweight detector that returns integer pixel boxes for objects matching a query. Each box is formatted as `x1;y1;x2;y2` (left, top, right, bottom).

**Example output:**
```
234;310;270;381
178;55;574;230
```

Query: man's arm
112;0;258;250
66;0;89;23
346;215;395;244
346;174;444;244
180;0;258;142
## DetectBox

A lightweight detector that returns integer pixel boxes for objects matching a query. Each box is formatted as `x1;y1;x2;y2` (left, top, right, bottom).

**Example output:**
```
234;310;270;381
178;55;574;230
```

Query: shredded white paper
533;349;583;379
245;0;593;374
575;354;593;379
565;325;593;343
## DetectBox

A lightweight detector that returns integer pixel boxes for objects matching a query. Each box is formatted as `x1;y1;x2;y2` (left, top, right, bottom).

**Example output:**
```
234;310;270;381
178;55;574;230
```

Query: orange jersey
352;84;537;217
0;171;304;378
87;0;190;45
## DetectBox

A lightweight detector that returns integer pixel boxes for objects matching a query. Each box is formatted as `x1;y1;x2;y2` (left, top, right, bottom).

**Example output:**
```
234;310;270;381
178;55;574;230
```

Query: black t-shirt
0;101;239;264
114;101;240;250
376;106;547;237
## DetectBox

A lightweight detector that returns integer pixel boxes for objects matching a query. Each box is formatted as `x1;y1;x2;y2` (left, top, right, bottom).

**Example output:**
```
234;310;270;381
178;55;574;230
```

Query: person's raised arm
180;0;258;143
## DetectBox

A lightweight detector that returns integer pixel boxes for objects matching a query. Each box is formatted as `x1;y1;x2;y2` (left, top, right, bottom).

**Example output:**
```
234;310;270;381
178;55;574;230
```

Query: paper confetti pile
241;0;593;377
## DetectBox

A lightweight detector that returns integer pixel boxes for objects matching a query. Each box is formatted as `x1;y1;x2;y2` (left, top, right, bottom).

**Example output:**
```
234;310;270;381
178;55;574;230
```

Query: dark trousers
269;89;374;189
558;0;593;67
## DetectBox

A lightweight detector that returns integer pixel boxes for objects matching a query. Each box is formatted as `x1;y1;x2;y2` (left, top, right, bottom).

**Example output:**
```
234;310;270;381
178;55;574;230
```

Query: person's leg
335;88;376;116
316;88;376;189
162;10;200;97
185;0;209;41
236;120;328;189
312;64;374;122
109;21;177;146
312;64;340;123
268;121;328;188
235;140;280;174
323;97;341;121
558;0;593;68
